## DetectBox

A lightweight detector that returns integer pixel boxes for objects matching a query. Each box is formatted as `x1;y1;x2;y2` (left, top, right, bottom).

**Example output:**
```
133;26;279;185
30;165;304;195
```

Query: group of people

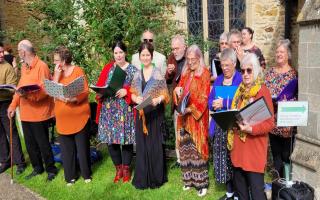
0;27;297;200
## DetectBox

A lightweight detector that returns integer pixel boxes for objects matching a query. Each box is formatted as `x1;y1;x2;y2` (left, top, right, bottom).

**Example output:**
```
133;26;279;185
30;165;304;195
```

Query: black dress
132;72;167;189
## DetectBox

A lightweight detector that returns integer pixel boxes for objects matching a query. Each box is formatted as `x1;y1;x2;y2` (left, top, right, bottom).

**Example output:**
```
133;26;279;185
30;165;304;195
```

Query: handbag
272;180;314;200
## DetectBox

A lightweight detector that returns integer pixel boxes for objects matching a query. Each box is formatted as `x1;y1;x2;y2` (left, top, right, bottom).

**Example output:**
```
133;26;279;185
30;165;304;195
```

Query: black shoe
25;170;42;180
16;166;26;175
170;162;181;169
219;194;234;200
0;164;10;174
47;172;56;181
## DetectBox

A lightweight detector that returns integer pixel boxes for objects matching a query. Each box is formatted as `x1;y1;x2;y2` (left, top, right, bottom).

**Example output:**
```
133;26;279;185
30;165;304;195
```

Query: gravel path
0;173;44;200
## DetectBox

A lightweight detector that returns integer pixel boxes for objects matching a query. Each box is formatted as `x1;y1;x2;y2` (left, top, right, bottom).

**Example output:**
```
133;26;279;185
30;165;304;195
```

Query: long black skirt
132;104;167;189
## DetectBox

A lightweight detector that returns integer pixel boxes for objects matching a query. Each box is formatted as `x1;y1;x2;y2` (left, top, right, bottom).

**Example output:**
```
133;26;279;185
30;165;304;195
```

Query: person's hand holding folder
237;120;253;134
115;88;127;99
174;87;183;100
212;97;223;110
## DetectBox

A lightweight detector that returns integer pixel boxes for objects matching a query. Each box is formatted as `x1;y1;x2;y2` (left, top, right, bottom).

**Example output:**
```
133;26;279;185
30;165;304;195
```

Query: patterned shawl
131;67;169;135
227;73;264;150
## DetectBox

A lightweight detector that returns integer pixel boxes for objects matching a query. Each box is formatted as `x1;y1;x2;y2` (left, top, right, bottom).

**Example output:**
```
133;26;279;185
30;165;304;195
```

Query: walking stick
9;117;14;184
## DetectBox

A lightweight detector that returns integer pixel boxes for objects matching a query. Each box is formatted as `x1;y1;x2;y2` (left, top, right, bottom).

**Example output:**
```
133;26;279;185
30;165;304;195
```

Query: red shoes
122;165;131;183
113;165;123;183
113;165;131;183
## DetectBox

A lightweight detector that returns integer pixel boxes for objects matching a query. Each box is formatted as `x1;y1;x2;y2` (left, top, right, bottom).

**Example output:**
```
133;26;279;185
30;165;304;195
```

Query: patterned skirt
179;129;209;190
213;126;232;184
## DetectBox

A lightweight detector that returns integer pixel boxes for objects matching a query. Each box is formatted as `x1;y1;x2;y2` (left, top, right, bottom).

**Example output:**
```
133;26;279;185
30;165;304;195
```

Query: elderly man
228;29;243;71
131;30;166;76
165;35;187;168
0;42;26;174
7;40;57;181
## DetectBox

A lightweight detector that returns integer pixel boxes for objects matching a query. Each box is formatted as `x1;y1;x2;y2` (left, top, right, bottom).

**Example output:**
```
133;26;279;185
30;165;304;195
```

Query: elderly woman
131;42;170;189
174;45;210;197
265;39;297;178
228;53;275;200
96;41;137;183
241;27;266;69
228;29;243;71
210;32;229;82
52;46;91;185
208;48;242;200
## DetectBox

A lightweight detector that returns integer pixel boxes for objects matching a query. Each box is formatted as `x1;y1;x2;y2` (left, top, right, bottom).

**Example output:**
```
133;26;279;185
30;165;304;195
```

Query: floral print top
98;64;137;144
265;67;298;137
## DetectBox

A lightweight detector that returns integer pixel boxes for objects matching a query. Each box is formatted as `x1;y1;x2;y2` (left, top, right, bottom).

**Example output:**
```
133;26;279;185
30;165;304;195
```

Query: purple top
208;71;242;137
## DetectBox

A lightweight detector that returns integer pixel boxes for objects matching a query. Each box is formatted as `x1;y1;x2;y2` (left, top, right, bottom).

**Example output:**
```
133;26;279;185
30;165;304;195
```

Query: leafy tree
7;0;184;83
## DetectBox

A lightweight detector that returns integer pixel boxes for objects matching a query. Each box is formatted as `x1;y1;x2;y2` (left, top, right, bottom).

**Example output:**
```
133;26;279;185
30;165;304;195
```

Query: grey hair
219;32;228;42
241;53;263;80
277;39;292;62
220;48;237;64
227;29;242;43
19;44;35;54
171;34;186;45
140;29;155;42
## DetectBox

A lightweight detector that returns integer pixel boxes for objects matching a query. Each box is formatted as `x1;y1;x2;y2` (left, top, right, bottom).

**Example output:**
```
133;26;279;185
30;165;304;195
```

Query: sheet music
135;96;153;110
211;59;218;78
44;76;84;98
238;97;272;126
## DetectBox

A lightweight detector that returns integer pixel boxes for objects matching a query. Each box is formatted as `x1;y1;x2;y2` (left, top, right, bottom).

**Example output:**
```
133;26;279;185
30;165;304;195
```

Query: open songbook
44;76;84;98
211;96;272;131
17;84;41;94
134;96;153;110
211;58;222;78
90;65;127;97
176;92;190;115
0;84;16;92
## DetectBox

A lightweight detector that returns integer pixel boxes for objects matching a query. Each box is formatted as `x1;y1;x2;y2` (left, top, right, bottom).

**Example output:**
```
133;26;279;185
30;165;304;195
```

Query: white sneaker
182;185;191;191
197;188;207;197
84;178;92;183
66;179;75;186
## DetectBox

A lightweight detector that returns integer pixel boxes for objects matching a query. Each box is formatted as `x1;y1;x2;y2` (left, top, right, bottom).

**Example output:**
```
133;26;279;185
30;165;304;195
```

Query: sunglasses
241;68;253;75
143;39;153;43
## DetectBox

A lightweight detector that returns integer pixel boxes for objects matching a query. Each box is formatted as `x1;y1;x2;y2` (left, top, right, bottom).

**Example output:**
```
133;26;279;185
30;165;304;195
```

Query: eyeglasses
220;42;228;45
241;68;253;75
144;39;153;43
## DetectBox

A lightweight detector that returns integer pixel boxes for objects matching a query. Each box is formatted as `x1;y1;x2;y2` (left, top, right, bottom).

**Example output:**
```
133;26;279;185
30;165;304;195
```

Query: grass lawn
8;116;272;200
10;145;227;200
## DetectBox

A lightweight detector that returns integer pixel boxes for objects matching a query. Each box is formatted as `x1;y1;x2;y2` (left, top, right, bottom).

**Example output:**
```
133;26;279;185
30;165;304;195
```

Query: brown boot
113;165;123;183
122;165;131;183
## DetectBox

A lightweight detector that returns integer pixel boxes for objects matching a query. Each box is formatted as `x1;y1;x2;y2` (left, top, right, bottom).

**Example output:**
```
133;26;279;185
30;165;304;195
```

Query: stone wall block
298;111;318;140
298;43;308;67
308;43;320;68
308;69;320;95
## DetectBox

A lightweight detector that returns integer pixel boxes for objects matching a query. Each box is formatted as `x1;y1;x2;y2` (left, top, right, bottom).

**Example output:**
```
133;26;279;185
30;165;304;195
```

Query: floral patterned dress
265;67;298;137
98;64;137;144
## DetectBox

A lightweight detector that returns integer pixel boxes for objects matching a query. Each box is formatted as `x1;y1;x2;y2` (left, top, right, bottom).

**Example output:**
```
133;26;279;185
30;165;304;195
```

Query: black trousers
59;121;91;182
233;167;266;200
0;101;25;167
22;120;57;174
108;144;133;166
269;134;295;178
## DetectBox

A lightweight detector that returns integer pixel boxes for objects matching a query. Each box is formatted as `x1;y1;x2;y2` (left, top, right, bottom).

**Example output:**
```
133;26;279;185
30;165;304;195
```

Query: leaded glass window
187;0;203;36
208;0;224;58
229;0;246;30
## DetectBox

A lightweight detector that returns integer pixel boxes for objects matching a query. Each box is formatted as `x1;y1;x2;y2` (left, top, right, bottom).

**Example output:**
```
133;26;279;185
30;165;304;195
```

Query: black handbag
272;180;314;200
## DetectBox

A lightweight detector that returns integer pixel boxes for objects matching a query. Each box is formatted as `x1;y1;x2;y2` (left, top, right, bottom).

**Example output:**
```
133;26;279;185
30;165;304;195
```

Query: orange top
9;56;54;122
54;66;90;135
230;85;275;173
